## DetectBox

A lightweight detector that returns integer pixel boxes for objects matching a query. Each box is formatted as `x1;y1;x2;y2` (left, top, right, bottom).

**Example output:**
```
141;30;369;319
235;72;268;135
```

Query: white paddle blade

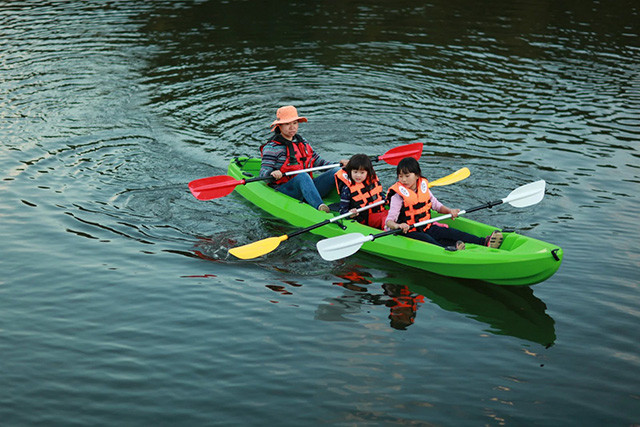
316;233;372;261
503;180;546;208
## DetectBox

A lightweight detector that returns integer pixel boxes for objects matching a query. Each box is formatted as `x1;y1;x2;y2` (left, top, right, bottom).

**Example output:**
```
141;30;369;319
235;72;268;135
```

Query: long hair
344;154;377;182
396;157;422;178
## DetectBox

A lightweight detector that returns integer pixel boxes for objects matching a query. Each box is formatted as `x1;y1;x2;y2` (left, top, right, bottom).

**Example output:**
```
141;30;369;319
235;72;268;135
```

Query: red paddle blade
378;142;423;165
188;175;244;200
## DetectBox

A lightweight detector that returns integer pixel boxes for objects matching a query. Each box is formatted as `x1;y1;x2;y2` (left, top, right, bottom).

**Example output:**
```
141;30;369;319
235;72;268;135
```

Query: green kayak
227;157;563;286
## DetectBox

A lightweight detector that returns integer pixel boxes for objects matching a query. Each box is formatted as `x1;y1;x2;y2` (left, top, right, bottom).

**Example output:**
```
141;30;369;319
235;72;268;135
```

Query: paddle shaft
368;198;508;241
189;142;424;200
286;200;386;239
368;180;546;242
243;149;409;185
240;162;340;186
195;155;399;192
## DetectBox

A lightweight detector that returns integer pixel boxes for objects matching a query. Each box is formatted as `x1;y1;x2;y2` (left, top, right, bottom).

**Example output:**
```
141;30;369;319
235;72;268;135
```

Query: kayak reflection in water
259;105;346;213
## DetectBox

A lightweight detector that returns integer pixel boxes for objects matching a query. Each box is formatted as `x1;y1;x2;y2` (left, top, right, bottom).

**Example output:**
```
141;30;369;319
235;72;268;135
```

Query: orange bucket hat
269;105;308;132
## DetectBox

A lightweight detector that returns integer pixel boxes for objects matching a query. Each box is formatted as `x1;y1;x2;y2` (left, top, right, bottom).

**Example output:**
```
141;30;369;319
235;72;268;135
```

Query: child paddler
334;154;387;229
385;157;503;251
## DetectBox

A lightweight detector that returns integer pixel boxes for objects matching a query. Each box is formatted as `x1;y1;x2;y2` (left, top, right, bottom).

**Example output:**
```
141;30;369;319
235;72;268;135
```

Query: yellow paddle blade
429;167;470;188
229;235;289;260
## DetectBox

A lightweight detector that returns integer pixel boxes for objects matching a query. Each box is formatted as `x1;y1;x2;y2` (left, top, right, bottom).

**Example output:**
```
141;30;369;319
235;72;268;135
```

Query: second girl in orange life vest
385;157;504;251
335;154;388;229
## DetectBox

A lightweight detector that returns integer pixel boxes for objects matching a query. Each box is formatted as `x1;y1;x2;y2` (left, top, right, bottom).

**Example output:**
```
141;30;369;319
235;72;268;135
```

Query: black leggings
407;224;485;248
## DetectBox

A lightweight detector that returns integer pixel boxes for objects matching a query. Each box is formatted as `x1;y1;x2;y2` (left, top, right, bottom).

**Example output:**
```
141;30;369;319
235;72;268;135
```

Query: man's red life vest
387;177;432;231
334;169;385;221
260;135;315;185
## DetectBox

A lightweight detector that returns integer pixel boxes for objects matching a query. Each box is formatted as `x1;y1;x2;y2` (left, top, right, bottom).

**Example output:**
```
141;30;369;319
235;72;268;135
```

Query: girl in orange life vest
334;154;388;229
385;157;503;251
259;105;347;213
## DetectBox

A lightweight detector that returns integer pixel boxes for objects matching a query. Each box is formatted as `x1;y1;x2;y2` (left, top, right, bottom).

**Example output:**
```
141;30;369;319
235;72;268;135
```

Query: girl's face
398;171;418;189
351;167;368;183
279;120;298;140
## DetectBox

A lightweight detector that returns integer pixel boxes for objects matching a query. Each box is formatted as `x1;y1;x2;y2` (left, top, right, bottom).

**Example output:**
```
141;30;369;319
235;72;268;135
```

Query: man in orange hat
260;105;346;212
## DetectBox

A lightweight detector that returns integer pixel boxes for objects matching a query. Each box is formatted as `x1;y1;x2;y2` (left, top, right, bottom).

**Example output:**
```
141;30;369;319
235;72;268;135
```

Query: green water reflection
317;259;555;346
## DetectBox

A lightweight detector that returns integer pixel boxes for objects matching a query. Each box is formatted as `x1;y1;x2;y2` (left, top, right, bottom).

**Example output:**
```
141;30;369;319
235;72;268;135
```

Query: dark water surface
1;1;639;425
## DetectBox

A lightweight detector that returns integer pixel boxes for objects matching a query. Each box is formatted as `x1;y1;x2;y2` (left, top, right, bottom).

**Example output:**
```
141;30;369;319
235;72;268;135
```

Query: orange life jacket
335;170;385;223
260;135;315;185
387;177;432;231
383;284;425;330
388;286;425;311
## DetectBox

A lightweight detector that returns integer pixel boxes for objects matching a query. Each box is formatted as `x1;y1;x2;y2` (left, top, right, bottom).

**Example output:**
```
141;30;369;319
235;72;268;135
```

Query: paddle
188;142;423;200
316;180;546;261
428;167;470;187
230;201;386;259
228;167;471;260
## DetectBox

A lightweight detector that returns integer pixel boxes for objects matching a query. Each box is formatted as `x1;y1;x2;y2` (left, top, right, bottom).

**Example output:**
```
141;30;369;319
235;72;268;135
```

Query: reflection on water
2;0;639;424
317;271;425;330
317;261;555;346
202;211;556;345
382;284;425;330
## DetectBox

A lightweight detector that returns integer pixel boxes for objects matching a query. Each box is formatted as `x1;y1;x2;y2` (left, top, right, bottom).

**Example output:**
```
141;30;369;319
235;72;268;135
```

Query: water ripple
2;1;640;425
